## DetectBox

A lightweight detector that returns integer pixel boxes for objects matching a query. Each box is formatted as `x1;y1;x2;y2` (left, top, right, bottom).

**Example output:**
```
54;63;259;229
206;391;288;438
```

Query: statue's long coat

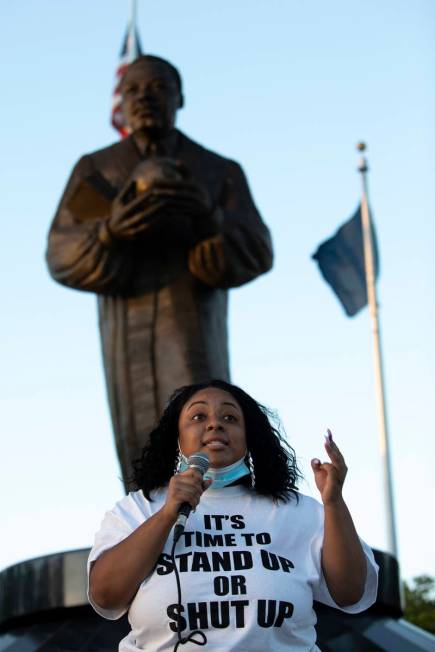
46;130;273;482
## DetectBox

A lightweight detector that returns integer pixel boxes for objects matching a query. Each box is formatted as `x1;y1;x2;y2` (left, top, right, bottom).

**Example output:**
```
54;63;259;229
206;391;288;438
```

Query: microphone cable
171;452;210;651
171;534;207;651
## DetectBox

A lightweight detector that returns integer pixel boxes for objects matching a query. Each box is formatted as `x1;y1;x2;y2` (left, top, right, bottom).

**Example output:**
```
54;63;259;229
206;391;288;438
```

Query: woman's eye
192;413;205;421
224;414;237;422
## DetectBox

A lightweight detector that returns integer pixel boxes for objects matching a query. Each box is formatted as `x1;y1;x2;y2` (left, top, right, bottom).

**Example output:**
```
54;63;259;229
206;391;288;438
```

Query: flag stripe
111;27;143;137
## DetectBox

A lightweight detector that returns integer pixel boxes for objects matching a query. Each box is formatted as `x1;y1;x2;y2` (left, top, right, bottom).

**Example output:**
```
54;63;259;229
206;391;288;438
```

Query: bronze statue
46;55;273;484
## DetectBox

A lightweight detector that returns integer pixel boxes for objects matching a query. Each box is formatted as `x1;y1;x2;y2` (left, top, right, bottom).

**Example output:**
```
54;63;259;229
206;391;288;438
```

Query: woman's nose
206;421;223;431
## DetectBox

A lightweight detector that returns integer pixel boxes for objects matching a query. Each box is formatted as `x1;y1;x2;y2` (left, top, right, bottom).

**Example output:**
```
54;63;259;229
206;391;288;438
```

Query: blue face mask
178;453;250;489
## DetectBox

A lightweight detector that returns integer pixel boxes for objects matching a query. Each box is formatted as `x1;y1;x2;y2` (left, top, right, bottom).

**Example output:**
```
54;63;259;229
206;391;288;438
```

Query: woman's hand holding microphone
162;468;212;522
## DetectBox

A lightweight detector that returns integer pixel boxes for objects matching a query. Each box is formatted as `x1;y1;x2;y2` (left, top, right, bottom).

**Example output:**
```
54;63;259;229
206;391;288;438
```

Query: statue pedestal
1;548;434;650
0;549;129;650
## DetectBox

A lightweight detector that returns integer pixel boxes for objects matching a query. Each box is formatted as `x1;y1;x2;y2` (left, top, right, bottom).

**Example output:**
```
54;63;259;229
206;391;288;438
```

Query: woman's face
178;387;247;468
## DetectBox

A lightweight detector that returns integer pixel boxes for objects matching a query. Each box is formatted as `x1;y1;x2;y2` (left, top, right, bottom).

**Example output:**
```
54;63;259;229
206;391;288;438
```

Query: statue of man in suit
46;55;273;485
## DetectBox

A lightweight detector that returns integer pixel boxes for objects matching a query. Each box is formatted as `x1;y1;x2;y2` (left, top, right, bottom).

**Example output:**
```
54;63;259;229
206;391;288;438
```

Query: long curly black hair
130;379;302;503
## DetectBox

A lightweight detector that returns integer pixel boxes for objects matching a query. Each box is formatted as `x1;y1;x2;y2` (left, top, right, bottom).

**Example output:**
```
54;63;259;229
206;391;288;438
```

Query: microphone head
187;452;210;477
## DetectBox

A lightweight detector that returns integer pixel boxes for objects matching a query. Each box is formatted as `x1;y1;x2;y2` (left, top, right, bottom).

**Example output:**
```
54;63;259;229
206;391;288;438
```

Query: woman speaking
88;380;378;651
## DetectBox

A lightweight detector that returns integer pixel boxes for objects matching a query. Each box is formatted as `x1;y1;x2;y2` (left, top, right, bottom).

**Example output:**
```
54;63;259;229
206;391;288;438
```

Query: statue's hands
107;160;215;241
108;178;168;241
148;177;212;220
154;179;225;240
311;430;348;506
161;468;213;522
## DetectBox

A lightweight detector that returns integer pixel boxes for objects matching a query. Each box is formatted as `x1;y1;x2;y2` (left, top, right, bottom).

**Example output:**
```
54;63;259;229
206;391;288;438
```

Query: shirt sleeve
87;492;149;620
309;498;379;613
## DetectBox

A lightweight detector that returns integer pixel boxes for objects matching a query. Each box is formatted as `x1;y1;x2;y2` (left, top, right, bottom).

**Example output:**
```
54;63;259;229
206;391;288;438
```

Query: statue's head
120;55;184;135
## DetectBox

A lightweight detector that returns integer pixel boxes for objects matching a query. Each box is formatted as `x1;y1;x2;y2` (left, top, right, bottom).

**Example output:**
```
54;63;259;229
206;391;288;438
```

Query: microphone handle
174;502;192;543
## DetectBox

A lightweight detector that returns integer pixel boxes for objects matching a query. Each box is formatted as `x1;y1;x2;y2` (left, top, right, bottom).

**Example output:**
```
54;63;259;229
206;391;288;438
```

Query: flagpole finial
356;141;368;173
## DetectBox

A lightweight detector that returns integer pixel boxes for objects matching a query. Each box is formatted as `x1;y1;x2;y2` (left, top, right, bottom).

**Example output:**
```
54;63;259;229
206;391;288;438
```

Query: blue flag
312;205;380;317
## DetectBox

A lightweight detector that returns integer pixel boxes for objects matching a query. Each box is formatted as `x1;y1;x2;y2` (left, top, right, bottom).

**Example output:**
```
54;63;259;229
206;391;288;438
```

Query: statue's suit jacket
46;130;273;482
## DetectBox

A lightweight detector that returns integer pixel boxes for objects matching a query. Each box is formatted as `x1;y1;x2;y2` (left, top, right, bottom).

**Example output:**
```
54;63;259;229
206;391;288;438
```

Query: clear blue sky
1;0;434;583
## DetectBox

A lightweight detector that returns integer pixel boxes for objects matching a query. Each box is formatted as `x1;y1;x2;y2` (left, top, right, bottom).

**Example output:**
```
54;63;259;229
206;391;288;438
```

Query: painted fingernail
313;458;321;465
326;428;333;442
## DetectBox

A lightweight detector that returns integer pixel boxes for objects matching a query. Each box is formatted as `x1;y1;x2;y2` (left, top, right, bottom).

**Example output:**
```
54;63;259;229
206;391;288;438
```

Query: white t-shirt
87;485;378;652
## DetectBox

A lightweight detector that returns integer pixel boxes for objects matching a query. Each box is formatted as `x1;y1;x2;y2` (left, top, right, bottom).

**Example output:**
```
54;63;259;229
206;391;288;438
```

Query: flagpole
357;142;398;559
128;0;138;60
130;0;137;29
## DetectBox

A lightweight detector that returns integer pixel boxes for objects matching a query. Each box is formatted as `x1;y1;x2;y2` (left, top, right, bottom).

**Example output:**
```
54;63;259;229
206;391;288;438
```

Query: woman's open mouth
205;440;227;451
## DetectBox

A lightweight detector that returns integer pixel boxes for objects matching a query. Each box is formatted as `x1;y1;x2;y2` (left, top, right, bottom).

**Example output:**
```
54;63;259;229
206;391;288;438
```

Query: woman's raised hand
162;469;212;522
311;430;348;506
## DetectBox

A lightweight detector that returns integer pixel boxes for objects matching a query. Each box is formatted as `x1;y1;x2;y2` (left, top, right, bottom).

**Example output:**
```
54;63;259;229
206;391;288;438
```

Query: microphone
173;452;210;543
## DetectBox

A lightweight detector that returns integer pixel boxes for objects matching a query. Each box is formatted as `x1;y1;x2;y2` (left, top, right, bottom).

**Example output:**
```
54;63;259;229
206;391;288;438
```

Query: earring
174;449;182;474
247;451;256;489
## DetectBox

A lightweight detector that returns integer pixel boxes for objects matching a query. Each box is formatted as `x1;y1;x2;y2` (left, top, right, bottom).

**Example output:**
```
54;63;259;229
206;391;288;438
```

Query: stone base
0;606;129;651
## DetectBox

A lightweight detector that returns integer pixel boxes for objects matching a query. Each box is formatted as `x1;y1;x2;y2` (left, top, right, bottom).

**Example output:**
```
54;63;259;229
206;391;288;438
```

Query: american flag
111;25;143;137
